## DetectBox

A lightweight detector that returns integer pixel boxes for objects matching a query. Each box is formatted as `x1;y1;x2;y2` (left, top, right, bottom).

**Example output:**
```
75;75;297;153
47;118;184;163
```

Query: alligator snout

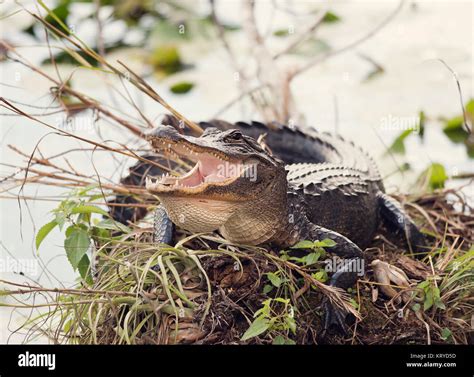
146;124;182;142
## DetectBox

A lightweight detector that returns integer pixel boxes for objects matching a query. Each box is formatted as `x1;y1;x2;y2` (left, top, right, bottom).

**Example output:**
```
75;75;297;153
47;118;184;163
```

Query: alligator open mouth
145;139;248;194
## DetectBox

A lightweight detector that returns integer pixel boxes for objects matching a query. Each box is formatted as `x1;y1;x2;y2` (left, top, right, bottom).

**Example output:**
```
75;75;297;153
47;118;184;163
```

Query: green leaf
466;138;474;159
263;284;273;294
323;11;341;23
44;2;70;36
441;99;474;154
273;28;290;37
279;253;290;261
285;316;297;334
241;316;270;341
272;334;295;345
149;45;183;76
417;280;429;290
65;225;76;238
418;111;425;139
386;129;413;155
254;299;271;318
267;272;281;288
272;335;286;344
170;81;194;94
94;219;131;233
417;163;448;192
288;256;305;264
435;299;446;310
312;270;328;282
54;212;67;230
465;99;474;120
53;199;77;229
443;115;468;142
77;254;93;285
221;22;240;32
71;204;109;217
289;37;330;56
291;240;315;249
426;163;448;190
63;318;73;333
35;220;58;250
433;286;445;310
440;327;452;341
423;288;434;311
315;238;337;248
64;228;90;270
304;252;320;265
349;298;359;310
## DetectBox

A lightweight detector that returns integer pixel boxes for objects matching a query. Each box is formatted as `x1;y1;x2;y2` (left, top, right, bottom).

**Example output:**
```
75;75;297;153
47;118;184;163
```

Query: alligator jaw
145;138;250;196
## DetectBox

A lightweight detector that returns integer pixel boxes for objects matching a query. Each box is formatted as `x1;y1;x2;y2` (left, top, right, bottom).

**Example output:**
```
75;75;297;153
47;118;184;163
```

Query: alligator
110;118;426;331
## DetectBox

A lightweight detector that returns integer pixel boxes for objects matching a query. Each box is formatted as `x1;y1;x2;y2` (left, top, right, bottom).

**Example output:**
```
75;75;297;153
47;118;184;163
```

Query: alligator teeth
145;176;155;190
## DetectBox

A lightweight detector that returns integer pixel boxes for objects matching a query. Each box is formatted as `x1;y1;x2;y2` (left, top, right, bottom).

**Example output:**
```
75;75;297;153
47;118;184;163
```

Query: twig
289;1;404;79
94;0;106;57
0;97;169;171
436;59;472;134
273;6;329;59
2;40;144;136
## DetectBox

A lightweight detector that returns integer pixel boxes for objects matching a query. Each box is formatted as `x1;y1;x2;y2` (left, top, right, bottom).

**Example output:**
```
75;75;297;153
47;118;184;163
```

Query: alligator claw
322;299;349;335
377;193;428;254
151;264;161;272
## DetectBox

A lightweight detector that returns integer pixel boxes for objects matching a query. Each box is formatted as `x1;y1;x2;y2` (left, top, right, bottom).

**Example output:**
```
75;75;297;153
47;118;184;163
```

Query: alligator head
145;125;288;243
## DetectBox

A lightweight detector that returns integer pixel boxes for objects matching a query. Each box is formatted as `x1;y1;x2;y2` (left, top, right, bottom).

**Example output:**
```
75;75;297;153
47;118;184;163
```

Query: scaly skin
110;118;427;332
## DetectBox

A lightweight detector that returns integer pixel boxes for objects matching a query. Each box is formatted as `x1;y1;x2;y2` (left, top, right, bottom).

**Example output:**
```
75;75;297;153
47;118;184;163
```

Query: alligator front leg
306;224;364;333
153;205;174;244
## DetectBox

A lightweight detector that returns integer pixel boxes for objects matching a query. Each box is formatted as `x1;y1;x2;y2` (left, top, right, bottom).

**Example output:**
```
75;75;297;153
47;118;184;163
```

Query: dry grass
0;188;472;345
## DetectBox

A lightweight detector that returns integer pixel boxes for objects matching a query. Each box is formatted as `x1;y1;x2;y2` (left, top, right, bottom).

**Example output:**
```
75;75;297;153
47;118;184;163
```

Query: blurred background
0;0;472;343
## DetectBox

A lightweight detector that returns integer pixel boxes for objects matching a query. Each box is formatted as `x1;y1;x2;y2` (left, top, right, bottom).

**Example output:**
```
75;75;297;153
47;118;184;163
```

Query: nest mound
22;188;469;345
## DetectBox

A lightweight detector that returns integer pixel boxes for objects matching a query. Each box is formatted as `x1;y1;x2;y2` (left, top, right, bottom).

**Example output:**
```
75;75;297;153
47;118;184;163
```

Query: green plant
170;81;194;94
441;98;474;151
149;45;183;76
281;238;335;266
417;162;448;191
263;239;333;294
416;277;445;312
241;297;296;344
35;186;130;284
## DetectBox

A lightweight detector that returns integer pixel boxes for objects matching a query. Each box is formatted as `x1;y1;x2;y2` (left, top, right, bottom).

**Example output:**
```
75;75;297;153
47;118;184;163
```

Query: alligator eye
226;131;243;142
